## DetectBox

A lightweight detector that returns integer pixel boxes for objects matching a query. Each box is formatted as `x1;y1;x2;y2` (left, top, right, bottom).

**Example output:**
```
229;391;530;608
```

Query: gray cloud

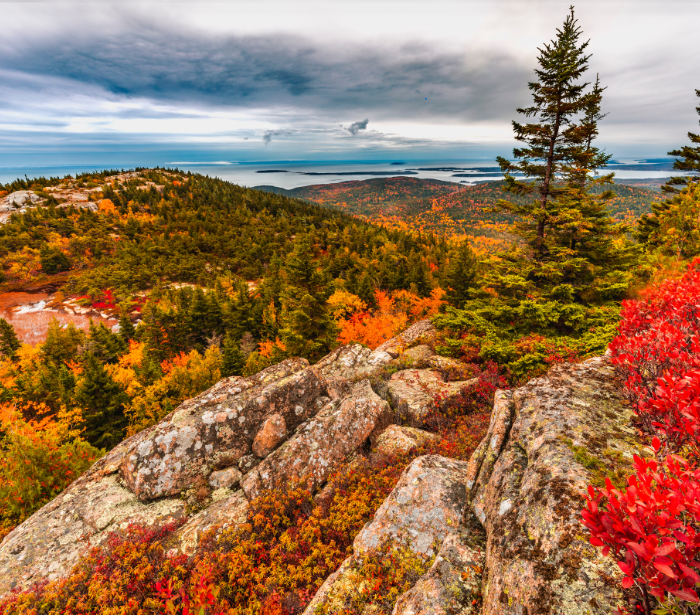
263;130;289;145
0;20;532;125
347;119;369;135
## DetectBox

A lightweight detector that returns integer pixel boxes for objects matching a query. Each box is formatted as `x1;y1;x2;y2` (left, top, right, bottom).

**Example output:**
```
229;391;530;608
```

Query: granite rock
120;358;322;500
242;380;393;500
469;356;640;615
387;369;478;426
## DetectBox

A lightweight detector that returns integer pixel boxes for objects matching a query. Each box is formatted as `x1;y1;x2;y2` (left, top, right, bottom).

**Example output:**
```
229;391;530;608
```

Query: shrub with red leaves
583;259;700;613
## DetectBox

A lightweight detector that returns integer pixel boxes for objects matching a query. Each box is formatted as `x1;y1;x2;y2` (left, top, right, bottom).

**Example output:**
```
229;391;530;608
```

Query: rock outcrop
0;322;433;594
304;355;639;615
0;320;641;614
466;355;639;615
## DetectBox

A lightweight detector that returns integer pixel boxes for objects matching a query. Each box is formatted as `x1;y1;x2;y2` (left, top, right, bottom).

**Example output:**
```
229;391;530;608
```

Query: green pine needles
435;6;641;383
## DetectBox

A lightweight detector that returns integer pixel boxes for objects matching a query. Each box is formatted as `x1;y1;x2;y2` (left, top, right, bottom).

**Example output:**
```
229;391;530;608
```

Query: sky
1;0;699;167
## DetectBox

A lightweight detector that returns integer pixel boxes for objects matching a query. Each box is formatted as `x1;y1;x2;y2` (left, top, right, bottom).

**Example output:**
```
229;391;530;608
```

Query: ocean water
0;157;680;190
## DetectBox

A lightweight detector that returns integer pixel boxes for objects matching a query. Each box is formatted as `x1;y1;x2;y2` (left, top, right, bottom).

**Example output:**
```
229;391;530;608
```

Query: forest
2;5;700;615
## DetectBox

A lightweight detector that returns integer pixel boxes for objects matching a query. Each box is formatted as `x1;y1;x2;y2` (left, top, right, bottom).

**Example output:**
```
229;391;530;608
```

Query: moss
560;437;631;489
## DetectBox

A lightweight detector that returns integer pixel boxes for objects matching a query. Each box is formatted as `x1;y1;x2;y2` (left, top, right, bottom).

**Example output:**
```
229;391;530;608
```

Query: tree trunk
537;103;562;256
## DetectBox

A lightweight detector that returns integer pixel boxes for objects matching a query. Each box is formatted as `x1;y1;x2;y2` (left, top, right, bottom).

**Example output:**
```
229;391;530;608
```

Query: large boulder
467;355;640;615
392;531;483;615
375;319;436;358
0;190;42;212
302;455;470;615
242;380;393;500
0;451;187;595
120;358;324;500
372;425;439;459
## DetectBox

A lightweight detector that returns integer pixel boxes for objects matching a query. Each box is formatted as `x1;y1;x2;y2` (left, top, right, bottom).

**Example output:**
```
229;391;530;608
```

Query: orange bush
337;289;444;349
0;403;101;534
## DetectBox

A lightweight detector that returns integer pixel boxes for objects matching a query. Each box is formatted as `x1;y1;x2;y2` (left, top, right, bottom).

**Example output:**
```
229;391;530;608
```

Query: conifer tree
279;236;338;360
118;313;136;343
74;352;128;449
638;89;700;249
663;89;700;194
222;333;246;377
496;7;607;258
0;318;21;360
443;241;477;307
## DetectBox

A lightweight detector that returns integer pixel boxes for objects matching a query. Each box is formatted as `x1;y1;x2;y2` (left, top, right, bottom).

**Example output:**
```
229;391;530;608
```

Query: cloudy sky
1;0;699;166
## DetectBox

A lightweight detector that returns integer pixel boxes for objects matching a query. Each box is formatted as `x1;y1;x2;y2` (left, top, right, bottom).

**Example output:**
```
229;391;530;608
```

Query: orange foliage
337;289;445;349
97;198;117;215
258;338;287;359
0;402;101;535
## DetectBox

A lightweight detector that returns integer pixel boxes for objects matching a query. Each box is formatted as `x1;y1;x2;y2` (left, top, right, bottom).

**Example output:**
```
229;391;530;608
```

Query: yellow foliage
97;199;117;215
124;345;223;436
328;290;367;320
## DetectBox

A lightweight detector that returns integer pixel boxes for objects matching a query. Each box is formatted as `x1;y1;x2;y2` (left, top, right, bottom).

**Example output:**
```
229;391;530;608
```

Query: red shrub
583;259;700;613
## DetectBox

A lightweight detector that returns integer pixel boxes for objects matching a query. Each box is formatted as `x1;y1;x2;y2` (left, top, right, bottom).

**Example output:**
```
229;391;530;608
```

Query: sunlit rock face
0;320;637;614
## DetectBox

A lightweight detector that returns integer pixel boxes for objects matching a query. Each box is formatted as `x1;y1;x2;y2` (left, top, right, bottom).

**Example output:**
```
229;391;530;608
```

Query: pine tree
222;334;246;377
663;89;700;194
279;236;338;360
74;352;128;449
0;318;21;359
496;6;603;259
443;241;478;308
118;313;136;343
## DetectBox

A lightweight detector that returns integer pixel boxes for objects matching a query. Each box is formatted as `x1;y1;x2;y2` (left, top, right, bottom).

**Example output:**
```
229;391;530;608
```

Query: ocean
0;158;681;190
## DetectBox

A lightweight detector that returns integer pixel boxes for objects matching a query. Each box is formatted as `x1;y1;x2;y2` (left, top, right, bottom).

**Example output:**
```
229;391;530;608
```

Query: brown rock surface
468;356;639;615
302;455;471;615
375;319;436;358
354;455;470;558
392;531;483;615
314;343;393;397
208;466;242;489
174;489;248;555
252;413;287;457
241;380;393;500
387;369;478;426
120;358;323;500
0;468;186;595
373;425;438;459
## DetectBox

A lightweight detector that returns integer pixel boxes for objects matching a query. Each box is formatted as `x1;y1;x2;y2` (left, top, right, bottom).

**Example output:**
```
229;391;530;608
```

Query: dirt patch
0;292;117;345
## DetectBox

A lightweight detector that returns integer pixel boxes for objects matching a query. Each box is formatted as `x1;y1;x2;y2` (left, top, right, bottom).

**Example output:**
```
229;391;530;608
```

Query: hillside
256;177;664;253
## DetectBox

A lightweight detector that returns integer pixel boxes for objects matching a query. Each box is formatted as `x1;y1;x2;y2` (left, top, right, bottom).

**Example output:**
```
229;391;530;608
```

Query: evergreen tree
74;352;128;449
443;241;478;307
118;313;136;343
407;251;431;297
433;6;639;381
638;89;700;250
663;89;700;194
222;334;246;377
0;318;21;359
84;321;126;364
496;7;603;258
279;237;338;360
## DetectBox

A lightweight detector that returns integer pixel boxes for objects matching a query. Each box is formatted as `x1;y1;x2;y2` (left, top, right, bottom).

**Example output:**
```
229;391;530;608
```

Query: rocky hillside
0;320;641;613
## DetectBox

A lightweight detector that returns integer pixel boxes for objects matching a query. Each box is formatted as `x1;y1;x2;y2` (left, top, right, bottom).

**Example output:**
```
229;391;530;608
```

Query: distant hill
255;177;664;253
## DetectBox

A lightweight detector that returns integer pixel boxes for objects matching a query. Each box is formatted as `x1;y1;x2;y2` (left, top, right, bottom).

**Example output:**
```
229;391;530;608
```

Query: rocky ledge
0;322;641;615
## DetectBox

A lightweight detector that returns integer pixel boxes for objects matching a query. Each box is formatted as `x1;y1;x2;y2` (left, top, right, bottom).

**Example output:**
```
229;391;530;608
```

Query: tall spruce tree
279;236;338;360
496;7;609;259
434;6;639;381
492;6;635;302
663;89;700;194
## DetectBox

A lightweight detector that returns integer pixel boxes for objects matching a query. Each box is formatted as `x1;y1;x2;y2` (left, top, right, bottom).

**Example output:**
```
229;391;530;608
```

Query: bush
0;403;101;530
582;259;700;614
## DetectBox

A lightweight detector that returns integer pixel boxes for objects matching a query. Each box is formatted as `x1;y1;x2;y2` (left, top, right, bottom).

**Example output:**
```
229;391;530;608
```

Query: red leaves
583;259;700;609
